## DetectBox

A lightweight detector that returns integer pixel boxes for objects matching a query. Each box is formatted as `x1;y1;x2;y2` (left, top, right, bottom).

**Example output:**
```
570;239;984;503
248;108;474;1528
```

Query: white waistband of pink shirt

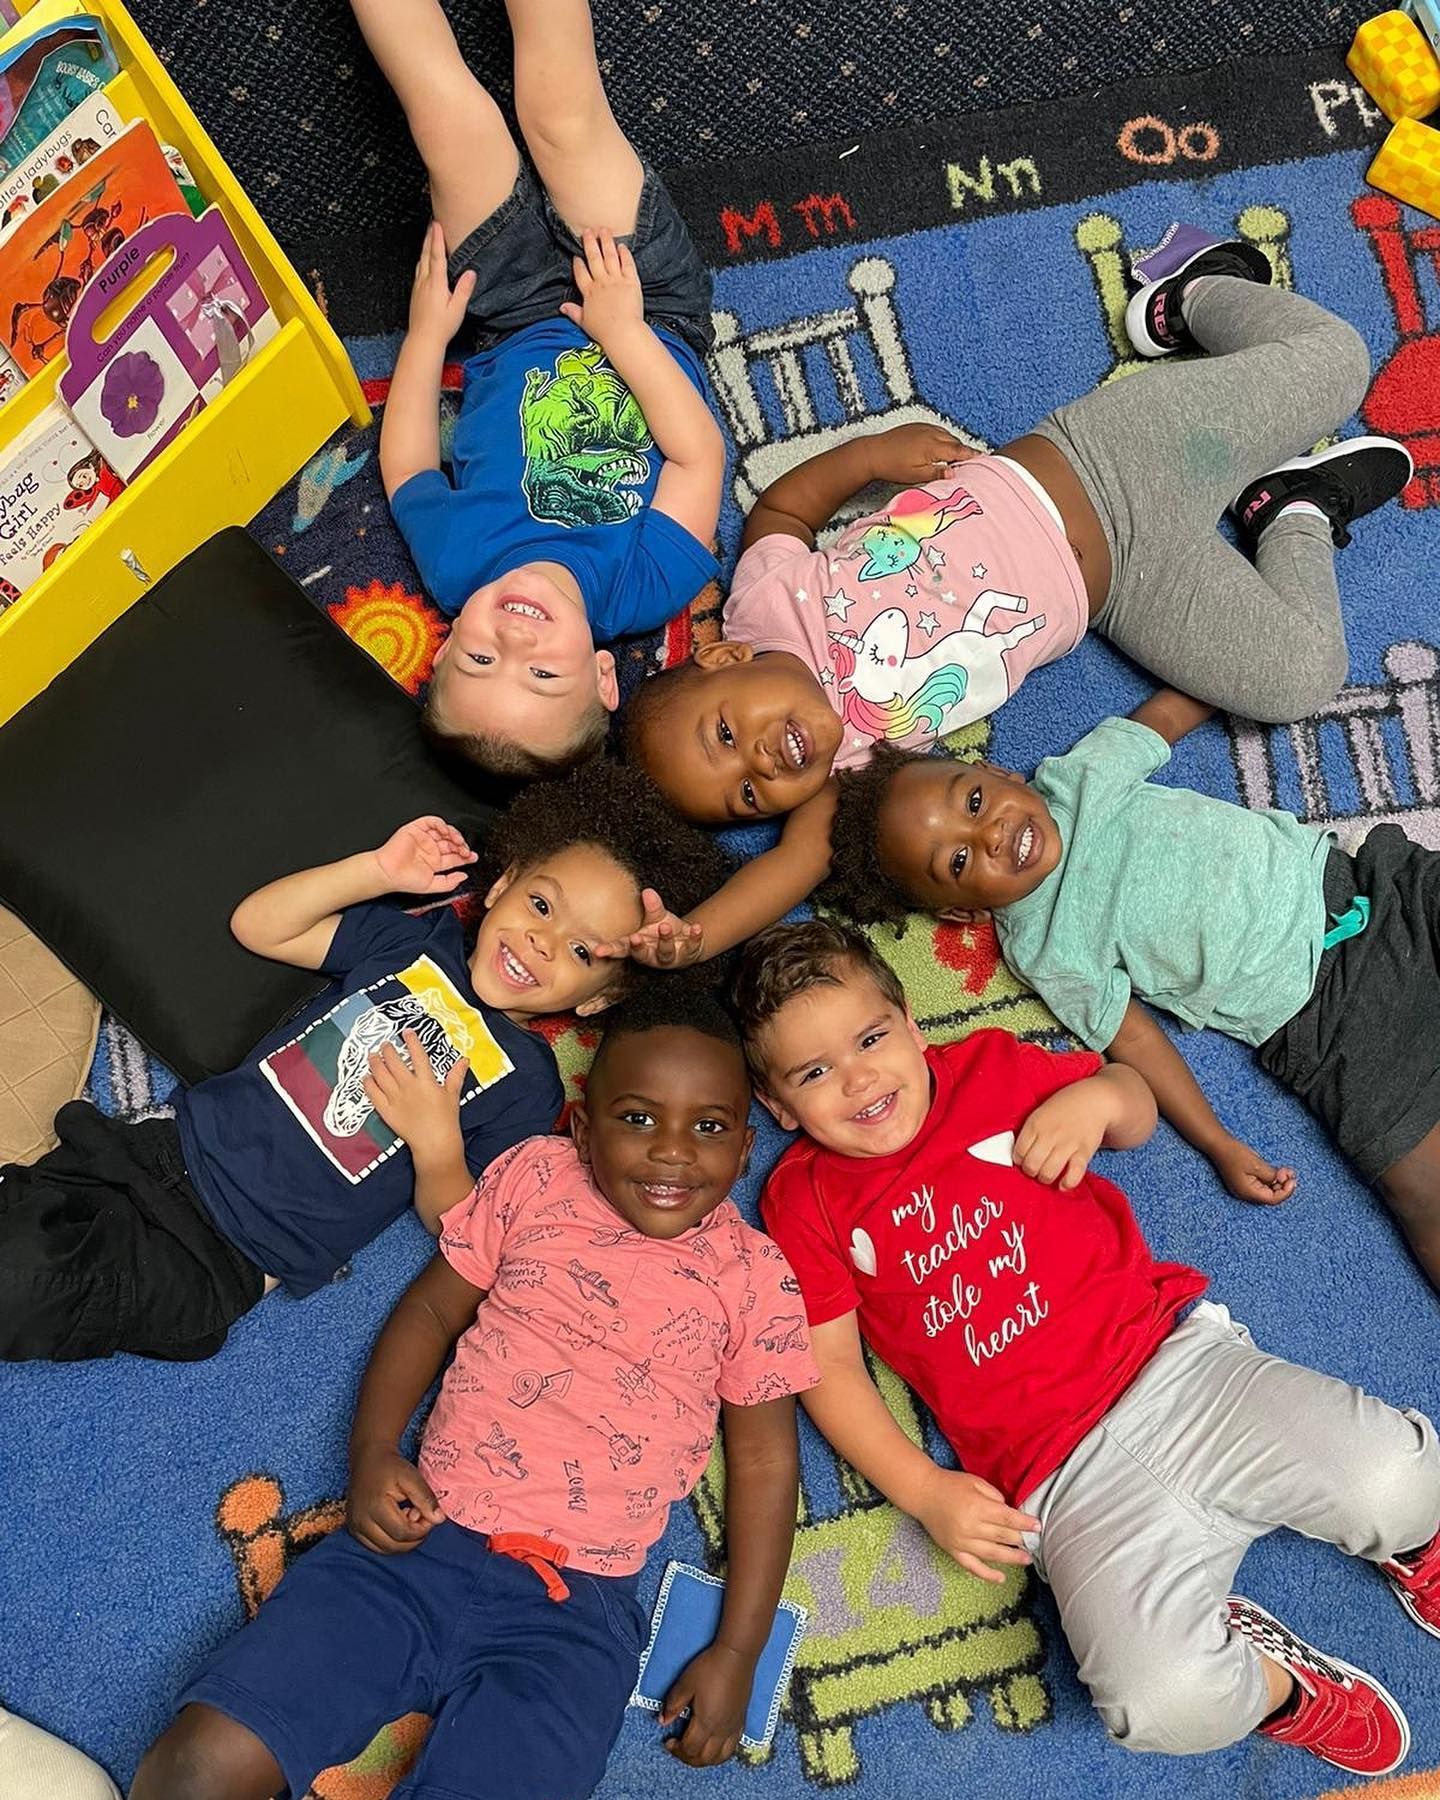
989;454;1067;533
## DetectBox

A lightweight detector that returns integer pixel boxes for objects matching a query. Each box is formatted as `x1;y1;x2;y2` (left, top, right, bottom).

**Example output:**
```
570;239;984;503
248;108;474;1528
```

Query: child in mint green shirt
819;688;1440;1296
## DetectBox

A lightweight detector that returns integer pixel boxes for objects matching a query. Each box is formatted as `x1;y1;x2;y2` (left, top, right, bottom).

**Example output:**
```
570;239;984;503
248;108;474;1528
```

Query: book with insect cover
0;113;184;374
0;13;118;174
0;82;124;239
0;400;120;595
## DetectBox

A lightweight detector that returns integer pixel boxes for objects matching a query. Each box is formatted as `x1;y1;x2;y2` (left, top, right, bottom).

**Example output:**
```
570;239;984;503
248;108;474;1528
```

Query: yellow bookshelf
0;0;370;723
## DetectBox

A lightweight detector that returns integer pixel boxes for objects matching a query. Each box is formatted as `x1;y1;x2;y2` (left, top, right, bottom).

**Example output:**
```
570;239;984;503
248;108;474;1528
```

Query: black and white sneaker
1232;436;1415;549
1125;222;1274;358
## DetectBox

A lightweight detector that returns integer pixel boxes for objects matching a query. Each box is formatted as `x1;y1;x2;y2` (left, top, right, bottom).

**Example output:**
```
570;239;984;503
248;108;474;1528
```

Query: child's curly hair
482;756;732;941
818;743;936;932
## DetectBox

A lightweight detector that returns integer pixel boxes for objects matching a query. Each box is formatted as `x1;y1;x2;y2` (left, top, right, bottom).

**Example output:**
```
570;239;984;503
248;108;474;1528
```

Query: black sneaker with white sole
1125;223;1274;358
1232;436;1415;550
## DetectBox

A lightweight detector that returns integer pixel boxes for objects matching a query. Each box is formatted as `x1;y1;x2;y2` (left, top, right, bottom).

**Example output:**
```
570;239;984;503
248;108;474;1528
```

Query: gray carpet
130;0;1373;258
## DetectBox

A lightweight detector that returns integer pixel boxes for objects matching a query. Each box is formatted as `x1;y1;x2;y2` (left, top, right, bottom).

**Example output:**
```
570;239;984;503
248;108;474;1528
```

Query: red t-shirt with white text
760;1033;1206;1503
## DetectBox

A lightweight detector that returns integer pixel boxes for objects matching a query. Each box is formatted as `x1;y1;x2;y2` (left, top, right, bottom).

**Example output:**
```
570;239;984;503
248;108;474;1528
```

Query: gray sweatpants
1035;277;1373;723
1020;1302;1440;1756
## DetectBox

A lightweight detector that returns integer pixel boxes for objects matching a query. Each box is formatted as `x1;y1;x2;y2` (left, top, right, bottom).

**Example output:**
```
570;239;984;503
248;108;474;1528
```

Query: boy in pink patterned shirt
135;986;818;1800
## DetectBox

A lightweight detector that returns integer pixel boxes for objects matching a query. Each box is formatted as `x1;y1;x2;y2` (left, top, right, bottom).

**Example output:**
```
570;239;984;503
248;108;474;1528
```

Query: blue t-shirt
178;903;564;1297
390;319;719;633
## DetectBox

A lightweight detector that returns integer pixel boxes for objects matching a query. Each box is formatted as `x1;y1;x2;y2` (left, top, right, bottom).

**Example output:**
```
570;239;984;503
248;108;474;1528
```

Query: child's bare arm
1107;998;1297;1204
380;224;477;500
741;424;978;552
348;1252;483;1553
1129;688;1215;747
593;785;835;970
559;229;724;545
1012;1062;1156;1189
804;1313;1038;1584
660;1396;800;1767
230;817;476;970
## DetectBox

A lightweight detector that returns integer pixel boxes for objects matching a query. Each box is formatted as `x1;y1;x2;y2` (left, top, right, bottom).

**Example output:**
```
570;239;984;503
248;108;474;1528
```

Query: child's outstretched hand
593;888;705;970
914;1465;1039;1585
1014;1084;1110;1190
867;422;978;486
373;816;477;895
407;220;476;346
660;1644;752;1767
559;228;644;344
364;1029;467;1159
348;1445;446;1554
1211;1135;1296;1206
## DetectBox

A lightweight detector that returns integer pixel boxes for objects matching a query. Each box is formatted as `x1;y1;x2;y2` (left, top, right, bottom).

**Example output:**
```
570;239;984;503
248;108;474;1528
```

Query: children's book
629;1561;808;1752
0;82;123;238
0;15;118;174
62;204;277;478
0;115;184;374
0;400;120;594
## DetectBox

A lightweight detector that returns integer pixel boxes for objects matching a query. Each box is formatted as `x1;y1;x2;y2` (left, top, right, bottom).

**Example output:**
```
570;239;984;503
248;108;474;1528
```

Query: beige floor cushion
0;907;101;1165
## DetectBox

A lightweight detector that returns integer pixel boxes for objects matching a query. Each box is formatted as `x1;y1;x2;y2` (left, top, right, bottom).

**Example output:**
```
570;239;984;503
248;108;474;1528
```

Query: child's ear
937;905;989;925
904;1008;928;1057
693;640;756;672
484;862;519;910
738;1124;756;1179
755;1086;799;1133
570;1103;591;1161
594;648;619;712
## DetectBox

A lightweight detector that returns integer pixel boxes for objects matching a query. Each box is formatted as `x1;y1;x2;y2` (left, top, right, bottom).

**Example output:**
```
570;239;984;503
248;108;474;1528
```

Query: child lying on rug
357;0;724;779
735;919;1440;1778
820;685;1440;1292
131;984;819;1800
0;762;728;1363
613;225;1411;965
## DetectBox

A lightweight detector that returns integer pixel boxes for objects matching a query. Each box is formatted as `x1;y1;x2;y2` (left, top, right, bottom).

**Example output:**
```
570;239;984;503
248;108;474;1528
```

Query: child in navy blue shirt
0;763;728;1362
355;0;724;779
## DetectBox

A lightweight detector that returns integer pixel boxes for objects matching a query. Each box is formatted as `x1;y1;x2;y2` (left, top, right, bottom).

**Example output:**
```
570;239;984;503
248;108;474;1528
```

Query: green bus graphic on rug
520;342;653;528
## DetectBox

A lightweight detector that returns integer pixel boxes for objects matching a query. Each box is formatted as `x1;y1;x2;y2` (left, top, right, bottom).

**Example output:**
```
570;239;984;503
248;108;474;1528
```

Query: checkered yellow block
1348;8;1440;121
1367;114;1440;219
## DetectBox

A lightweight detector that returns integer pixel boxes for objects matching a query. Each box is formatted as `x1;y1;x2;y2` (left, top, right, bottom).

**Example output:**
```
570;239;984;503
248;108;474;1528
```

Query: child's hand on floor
914;1466;1040;1585
364;1028;467;1158
660;1644;752;1767
1014;1084;1110;1189
866;422;978;486
373;816;477;895
559;228;644;345
407;220;476;347
593;888;705;970
1211;1135;1296;1205
348;1446;446;1554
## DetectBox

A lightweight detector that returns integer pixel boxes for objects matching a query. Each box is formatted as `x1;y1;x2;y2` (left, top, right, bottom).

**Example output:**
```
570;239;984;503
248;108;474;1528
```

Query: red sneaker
1381;1530;1440;1639
1227;1596;1410;1777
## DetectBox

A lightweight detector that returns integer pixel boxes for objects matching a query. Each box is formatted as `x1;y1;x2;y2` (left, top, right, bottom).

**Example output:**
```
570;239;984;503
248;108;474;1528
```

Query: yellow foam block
1367;114;1440;216
1347;8;1440;121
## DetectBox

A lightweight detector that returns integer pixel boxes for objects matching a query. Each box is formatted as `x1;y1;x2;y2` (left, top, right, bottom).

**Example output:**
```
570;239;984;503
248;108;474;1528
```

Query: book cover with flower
0;115;184;374
0;399;120;593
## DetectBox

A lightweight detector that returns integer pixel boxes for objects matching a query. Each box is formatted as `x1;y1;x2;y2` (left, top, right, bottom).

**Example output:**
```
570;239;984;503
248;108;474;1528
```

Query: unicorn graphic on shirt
851;485;984;579
829;594;1047;744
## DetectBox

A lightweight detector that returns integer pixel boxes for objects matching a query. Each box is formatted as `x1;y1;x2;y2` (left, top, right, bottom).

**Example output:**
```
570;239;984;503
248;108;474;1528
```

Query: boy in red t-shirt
735;920;1440;1779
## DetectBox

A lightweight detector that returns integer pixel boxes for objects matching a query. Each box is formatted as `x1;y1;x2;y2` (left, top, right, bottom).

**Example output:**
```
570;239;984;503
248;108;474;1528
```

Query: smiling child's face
469;843;644;1021
754;965;932;1159
633;645;843;825
573;1024;754;1240
876;759;1063;916
429;561;618;751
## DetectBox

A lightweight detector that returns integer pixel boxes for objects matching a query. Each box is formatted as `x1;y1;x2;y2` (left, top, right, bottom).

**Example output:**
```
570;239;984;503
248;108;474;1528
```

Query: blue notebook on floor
629;1561;808;1752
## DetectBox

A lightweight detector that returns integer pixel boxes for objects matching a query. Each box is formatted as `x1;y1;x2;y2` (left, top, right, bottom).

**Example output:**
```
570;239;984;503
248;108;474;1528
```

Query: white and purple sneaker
1125;223;1273;359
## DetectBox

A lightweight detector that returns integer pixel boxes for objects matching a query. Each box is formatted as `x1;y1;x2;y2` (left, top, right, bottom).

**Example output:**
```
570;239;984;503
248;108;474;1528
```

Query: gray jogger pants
1035;276;1373;723
1020;1302;1440;1757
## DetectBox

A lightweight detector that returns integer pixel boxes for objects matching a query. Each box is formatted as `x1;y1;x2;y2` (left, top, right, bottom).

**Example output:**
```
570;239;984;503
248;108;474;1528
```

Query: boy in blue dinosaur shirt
354;0;725;778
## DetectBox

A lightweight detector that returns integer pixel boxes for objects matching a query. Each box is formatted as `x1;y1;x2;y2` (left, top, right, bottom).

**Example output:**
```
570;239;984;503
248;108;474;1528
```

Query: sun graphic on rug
330;581;446;694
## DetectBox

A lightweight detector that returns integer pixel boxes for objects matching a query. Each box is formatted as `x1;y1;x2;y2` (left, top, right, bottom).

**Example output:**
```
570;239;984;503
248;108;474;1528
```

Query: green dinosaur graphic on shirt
519;343;654;528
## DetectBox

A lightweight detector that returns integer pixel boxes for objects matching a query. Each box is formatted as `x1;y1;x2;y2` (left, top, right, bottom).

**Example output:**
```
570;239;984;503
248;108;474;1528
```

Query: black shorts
447;160;713;358
0;1102;263;1362
1258;829;1440;1182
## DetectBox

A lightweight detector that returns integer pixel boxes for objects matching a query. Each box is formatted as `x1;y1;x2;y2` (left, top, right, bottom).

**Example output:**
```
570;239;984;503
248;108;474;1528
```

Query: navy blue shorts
179;1522;646;1800
447;161;713;359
